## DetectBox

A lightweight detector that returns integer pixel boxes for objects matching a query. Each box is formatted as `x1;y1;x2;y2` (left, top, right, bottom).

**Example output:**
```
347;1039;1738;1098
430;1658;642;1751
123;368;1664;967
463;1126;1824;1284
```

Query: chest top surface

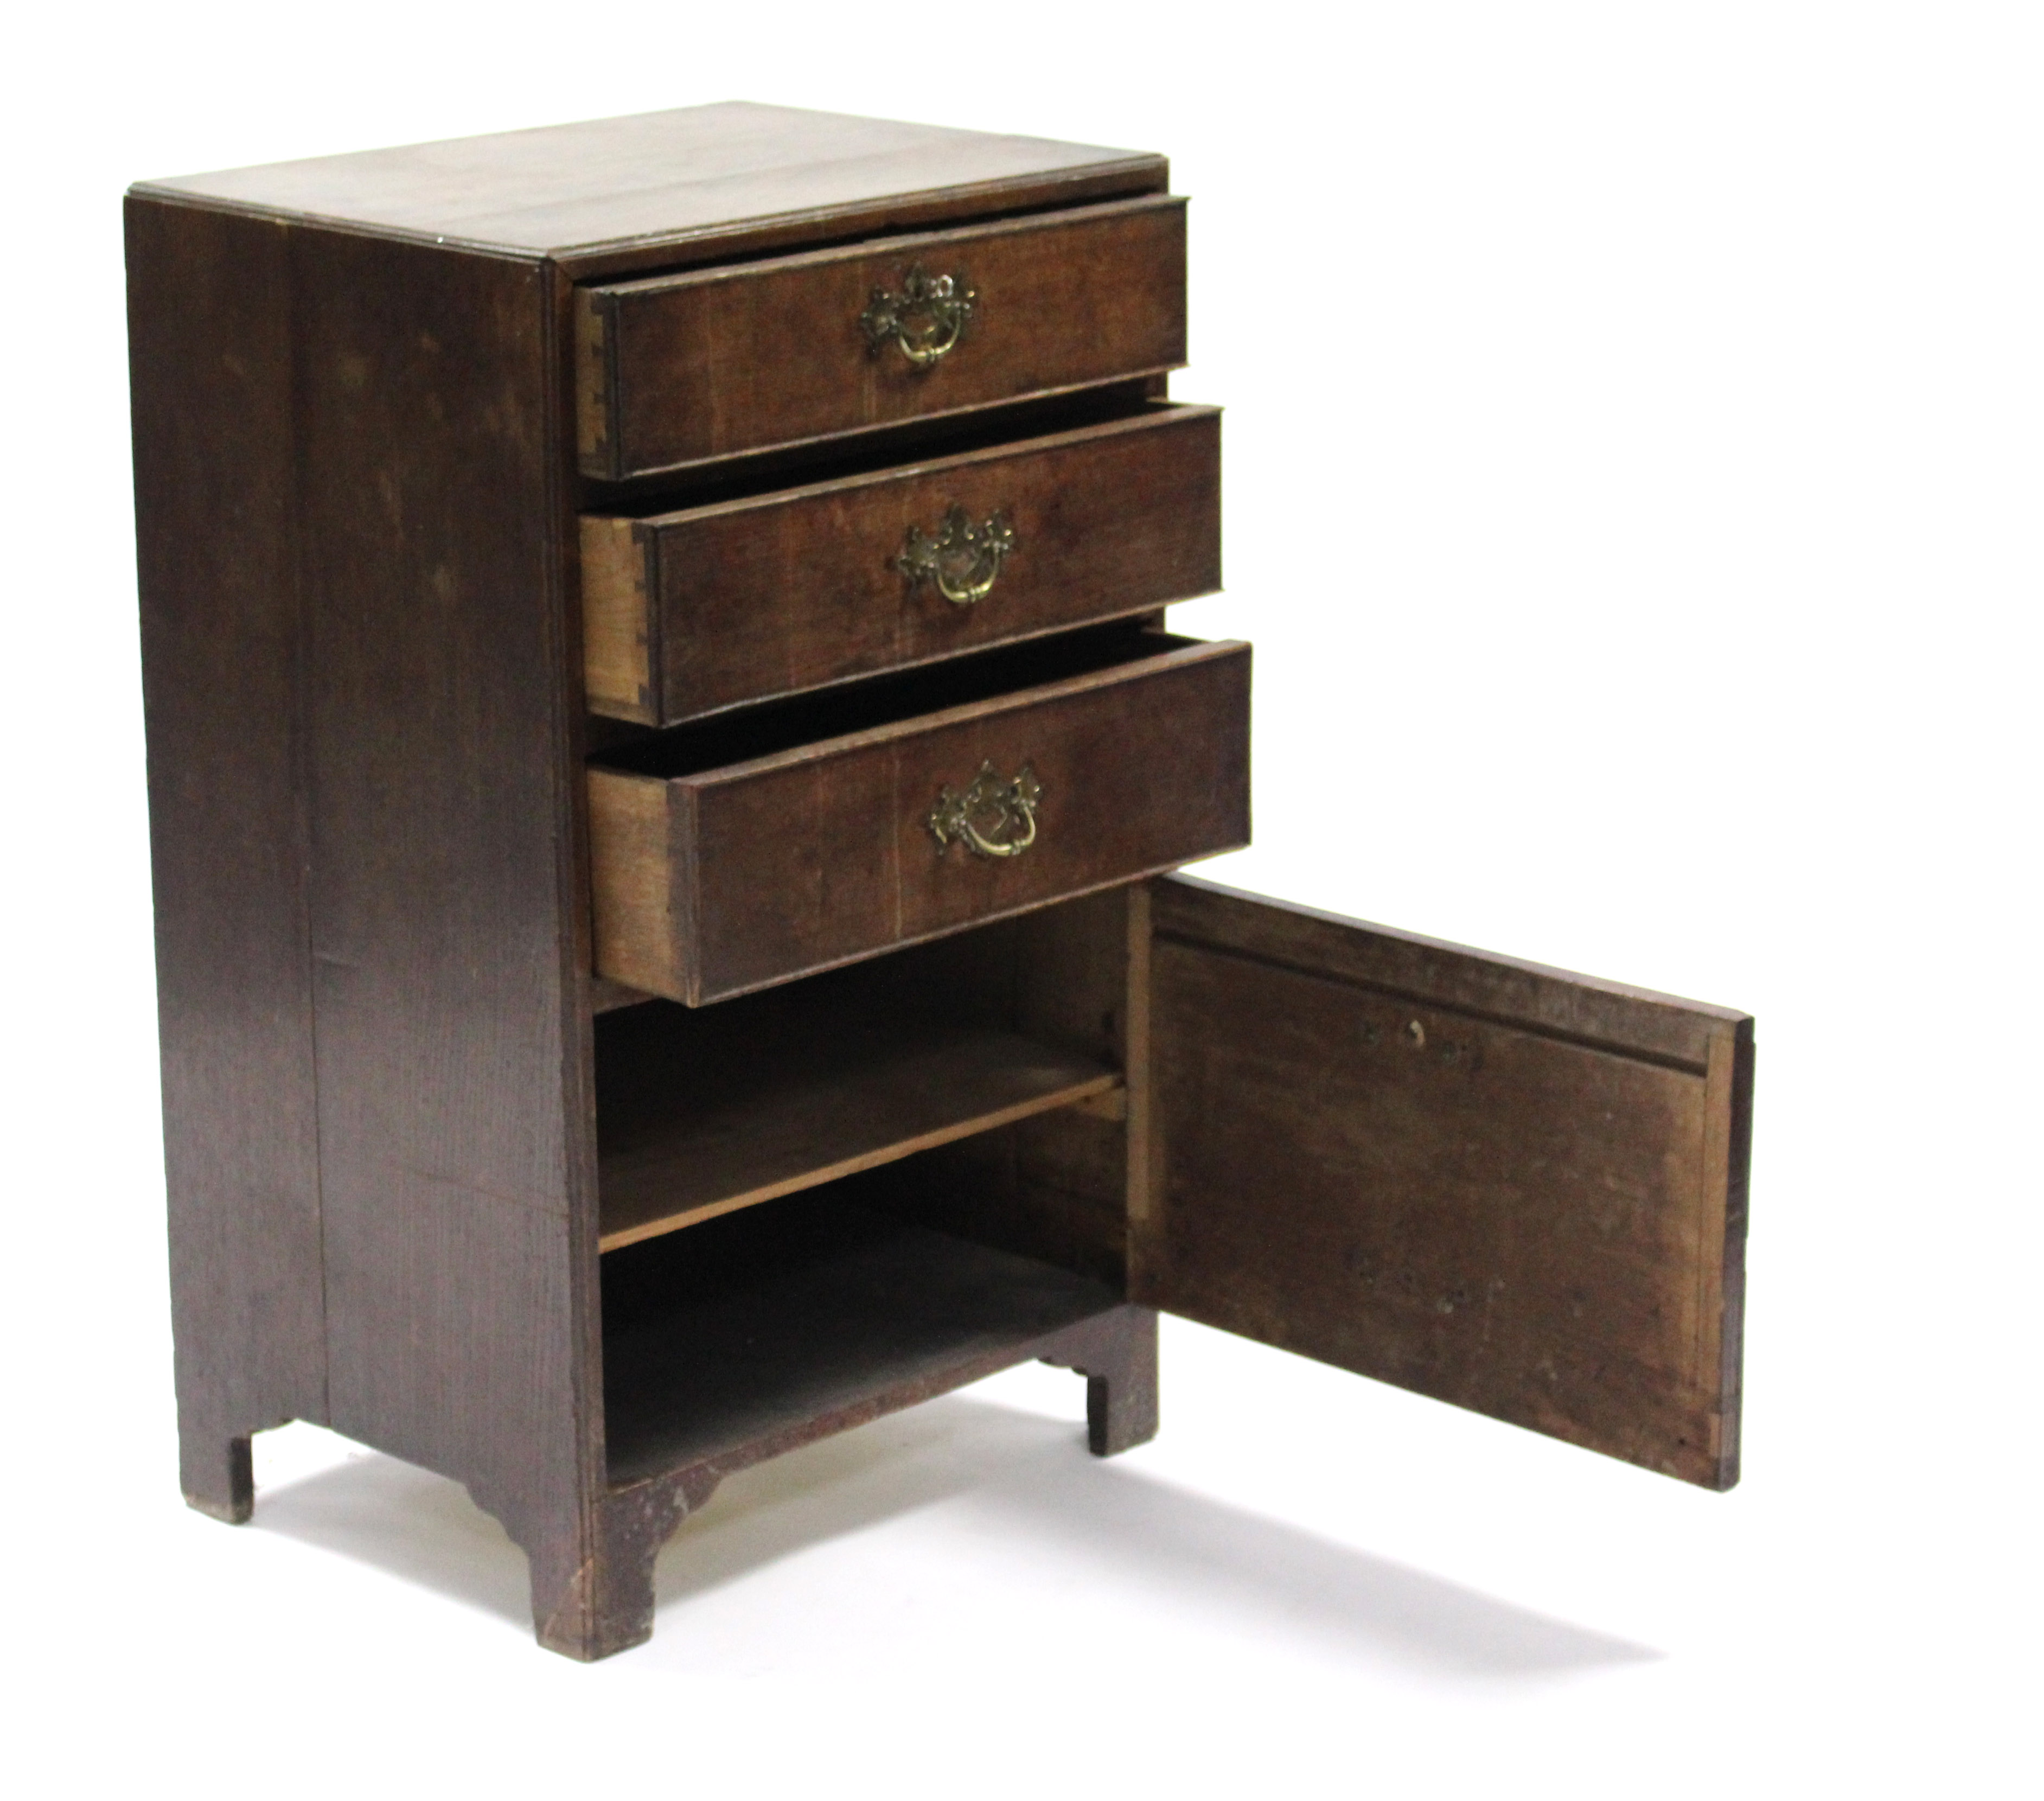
130;101;1166;268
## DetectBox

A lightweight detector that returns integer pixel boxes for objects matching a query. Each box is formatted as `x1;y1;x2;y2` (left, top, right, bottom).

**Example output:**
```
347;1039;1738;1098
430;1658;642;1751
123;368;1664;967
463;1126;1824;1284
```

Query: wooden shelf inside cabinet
601;1186;1128;1485
596;999;1119;1251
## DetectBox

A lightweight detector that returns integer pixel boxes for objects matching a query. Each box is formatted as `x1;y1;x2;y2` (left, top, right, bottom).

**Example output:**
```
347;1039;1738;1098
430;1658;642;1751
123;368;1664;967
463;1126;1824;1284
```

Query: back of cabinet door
1133;876;1753;1490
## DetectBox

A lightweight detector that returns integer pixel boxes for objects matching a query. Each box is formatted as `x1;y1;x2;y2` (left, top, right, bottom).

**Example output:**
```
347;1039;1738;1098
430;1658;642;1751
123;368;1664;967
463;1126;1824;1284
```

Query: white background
3;4;2037;1793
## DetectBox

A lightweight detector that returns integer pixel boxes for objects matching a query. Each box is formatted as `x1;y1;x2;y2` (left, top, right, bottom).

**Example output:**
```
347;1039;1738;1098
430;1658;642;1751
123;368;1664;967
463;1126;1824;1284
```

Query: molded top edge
129;101;1166;263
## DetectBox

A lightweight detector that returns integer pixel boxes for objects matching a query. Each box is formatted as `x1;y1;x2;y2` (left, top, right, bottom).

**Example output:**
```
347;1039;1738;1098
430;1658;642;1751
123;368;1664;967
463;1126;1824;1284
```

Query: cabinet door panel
1136;877;1752;1489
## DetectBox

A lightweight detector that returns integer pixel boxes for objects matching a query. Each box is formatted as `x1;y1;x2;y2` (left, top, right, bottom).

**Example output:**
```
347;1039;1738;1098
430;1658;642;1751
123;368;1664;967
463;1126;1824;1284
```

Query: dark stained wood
1046;1305;1160;1456
587;632;1251;1005
878;887;1137;1289
132;103;1755;1665
570;1210;1157;1657
1153;876;1749;1070
1138;876;1753;1490
576;378;1168;518
584;401;1222;724
133;101;1167;276
282;226;606;1612
127;198;329;1518
995;889;1141;1273
579;195;1188;479
1700;1016;1754;1484
595;995;1116;1250
601;1187;1146;1484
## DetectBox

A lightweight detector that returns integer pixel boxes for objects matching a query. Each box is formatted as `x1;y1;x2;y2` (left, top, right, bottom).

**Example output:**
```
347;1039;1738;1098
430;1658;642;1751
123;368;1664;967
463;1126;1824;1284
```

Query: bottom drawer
590;627;1250;1004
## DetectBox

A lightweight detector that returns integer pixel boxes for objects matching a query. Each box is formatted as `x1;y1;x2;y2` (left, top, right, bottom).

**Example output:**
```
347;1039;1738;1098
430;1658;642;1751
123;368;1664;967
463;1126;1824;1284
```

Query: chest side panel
128;197;329;1452
286;227;599;1543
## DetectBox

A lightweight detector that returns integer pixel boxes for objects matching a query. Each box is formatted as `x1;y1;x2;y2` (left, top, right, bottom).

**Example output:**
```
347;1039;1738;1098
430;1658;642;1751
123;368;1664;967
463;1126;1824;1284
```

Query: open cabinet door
1132;876;1753;1490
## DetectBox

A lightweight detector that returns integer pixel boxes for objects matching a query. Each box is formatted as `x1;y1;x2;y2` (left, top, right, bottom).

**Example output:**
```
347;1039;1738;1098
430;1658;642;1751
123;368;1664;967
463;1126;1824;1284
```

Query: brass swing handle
860;264;976;368
897;505;1017;606
928;762;1041;859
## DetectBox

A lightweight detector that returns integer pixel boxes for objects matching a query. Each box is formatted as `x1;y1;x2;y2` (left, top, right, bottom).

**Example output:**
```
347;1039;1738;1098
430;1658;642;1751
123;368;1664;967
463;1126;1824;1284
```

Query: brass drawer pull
929;762;1041;859
897;505;1016;605
861;265;976;368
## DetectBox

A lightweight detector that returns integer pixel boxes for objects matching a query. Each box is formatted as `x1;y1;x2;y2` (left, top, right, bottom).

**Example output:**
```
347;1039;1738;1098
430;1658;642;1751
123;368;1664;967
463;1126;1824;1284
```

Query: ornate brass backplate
897;505;1017;605
928;762;1042;859
860;265;976;367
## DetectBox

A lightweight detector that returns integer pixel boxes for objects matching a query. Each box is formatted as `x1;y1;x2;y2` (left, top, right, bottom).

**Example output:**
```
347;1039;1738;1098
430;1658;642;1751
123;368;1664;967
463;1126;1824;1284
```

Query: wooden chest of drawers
127;102;1753;1660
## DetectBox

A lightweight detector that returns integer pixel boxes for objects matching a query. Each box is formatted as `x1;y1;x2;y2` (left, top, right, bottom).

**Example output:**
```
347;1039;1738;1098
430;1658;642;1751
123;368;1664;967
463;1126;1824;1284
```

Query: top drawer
576;195;1187;482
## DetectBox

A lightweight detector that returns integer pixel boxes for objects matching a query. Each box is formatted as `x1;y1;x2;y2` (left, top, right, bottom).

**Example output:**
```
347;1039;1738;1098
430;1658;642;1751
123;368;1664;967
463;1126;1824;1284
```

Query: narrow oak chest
126;103;1753;1659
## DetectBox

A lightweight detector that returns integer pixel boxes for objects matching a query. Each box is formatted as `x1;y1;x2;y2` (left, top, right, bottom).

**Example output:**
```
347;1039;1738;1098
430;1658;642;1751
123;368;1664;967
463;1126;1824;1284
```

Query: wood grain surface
579;514;653;718
133;101;1166;276
579;195;1187;478
583;401;1221;723
587;632;1250;1004
127;197;329;1521
130;195;617;1650
600;1187;1134;1483
129;101;1209;1663
285;231;604;1578
596;997;1116;1250
1138;876;1753;1490
586;764;682;999
125;104;1753;1664
876;889;1138;1290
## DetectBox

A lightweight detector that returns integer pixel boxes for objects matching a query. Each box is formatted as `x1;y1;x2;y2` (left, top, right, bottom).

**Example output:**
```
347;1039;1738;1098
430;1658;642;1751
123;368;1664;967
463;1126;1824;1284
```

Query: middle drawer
581;400;1222;726
589;626;1250;1006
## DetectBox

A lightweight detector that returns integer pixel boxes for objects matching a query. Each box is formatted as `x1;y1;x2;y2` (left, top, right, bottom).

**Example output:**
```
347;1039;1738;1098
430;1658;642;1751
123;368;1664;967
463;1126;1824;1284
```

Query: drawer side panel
588;771;685;1000
579;515;657;723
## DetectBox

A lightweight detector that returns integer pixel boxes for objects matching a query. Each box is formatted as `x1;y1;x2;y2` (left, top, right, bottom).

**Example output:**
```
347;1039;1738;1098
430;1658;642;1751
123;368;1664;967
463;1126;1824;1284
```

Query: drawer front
582;404;1222;725
577;195;1187;481
589;638;1249;1005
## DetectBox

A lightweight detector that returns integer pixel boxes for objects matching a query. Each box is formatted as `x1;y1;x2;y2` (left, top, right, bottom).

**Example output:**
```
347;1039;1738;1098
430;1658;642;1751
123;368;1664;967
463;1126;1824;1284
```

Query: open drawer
580;399;1222;725
577;193;1187;481
587;627;1250;1005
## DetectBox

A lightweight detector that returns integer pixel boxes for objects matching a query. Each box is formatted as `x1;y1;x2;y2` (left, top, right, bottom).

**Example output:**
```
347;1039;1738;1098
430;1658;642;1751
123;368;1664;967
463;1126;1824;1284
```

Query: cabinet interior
599;1176;1125;1486
571;333;1206;1486
582;379;1182;1486
595;887;1139;1482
